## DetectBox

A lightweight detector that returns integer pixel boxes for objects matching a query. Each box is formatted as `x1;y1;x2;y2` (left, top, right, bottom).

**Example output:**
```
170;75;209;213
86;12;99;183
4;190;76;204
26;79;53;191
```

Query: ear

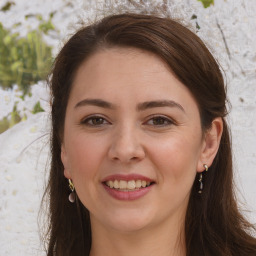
61;143;72;179
197;117;223;172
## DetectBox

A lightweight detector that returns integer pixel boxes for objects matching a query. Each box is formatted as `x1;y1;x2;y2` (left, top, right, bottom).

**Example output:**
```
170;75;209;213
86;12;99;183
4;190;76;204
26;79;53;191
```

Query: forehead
74;47;171;81
72;47;177;93
69;47;198;113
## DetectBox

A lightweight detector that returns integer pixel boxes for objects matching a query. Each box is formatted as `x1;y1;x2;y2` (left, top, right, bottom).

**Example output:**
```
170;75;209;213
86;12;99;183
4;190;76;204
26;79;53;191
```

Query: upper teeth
105;180;151;190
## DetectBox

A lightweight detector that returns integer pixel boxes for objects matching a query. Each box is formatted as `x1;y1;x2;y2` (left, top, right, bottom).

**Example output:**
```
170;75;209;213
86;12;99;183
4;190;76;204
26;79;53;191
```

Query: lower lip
103;184;154;201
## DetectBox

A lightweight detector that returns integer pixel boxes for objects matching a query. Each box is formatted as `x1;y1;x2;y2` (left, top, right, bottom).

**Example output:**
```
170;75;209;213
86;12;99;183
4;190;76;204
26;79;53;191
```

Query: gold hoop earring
68;179;75;203
198;164;208;194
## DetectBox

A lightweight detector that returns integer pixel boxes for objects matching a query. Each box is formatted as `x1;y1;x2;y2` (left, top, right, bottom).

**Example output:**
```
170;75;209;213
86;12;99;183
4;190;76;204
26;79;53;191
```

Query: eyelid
80;114;176;127
80;114;111;126
144;115;176;126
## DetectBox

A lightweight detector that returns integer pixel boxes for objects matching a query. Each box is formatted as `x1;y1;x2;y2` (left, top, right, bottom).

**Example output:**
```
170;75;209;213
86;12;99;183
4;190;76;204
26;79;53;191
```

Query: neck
89;214;186;256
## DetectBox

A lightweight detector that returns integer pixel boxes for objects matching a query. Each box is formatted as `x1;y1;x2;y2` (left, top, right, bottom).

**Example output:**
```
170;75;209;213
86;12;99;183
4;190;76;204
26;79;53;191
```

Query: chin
97;209;154;233
110;219;150;233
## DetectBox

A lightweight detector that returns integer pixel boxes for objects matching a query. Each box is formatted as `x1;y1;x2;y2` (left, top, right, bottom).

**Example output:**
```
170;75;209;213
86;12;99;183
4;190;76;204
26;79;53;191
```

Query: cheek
149;133;201;185
65;135;108;206
65;134;107;179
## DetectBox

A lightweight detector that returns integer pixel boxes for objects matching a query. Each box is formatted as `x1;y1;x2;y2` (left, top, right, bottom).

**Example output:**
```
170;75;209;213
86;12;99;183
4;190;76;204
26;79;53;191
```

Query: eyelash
144;115;175;127
81;115;110;126
80;115;175;127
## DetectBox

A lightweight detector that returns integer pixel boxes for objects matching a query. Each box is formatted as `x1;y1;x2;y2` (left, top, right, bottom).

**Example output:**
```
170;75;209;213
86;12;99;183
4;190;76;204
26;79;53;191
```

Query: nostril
107;135;145;163
109;153;145;163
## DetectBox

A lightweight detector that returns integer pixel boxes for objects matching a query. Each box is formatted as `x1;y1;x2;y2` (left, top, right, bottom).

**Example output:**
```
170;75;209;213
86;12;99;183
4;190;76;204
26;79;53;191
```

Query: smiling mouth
104;180;154;191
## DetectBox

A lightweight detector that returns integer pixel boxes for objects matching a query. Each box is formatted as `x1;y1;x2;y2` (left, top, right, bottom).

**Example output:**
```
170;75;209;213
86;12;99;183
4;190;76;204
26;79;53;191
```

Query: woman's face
61;47;207;233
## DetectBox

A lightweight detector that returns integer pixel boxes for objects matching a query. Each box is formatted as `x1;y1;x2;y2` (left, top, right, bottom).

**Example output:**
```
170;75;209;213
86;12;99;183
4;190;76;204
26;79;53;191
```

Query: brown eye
91;117;104;125
81;116;109;126
152;117;167;125
146;116;174;126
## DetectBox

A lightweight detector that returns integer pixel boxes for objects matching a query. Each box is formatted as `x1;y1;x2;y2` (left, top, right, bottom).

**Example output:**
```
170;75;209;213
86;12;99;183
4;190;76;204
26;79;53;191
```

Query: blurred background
0;0;255;255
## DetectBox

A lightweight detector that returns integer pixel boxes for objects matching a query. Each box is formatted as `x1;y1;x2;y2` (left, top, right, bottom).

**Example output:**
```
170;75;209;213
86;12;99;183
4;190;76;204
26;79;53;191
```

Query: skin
61;47;223;256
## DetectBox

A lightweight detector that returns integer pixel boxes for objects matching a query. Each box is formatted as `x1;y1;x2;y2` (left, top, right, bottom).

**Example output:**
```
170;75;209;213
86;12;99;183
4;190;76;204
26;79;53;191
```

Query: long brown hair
44;13;256;255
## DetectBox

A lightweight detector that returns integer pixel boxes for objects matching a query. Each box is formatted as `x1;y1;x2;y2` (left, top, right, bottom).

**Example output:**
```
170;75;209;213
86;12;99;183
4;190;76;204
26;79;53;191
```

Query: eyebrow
75;98;185;113
136;100;185;112
75;99;114;109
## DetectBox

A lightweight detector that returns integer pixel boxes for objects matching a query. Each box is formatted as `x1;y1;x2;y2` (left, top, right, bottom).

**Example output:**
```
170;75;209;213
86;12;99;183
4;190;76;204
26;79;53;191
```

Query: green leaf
0;21;53;94
10;105;21;128
1;1;15;12
32;101;45;114
36;14;43;21
3;35;12;45
12;22;21;28
197;0;214;8
21;114;27;122
39;19;55;34
25;14;36;20
191;14;198;20
49;11;56;19
0;117;10;134
11;61;22;71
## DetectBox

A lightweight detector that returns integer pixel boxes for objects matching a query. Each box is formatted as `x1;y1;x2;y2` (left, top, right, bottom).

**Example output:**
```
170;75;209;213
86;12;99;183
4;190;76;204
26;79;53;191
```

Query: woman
44;12;256;256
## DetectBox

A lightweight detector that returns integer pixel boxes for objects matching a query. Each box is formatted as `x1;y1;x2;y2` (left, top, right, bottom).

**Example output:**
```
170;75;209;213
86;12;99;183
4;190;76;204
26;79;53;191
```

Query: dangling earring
198;173;203;194
198;164;208;194
68;179;75;203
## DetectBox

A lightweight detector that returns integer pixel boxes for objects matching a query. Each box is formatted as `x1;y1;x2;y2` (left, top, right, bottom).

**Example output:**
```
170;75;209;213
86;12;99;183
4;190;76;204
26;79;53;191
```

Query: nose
108;125;145;163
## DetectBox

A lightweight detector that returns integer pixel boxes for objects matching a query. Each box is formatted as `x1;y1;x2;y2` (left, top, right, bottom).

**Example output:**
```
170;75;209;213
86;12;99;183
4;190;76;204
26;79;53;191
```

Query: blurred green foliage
0;14;53;133
37;12;56;34
32;101;44;114
0;99;45;134
0;19;53;95
0;117;10;133
191;14;201;30
0;1;15;12
0;104;21;133
197;0;214;8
